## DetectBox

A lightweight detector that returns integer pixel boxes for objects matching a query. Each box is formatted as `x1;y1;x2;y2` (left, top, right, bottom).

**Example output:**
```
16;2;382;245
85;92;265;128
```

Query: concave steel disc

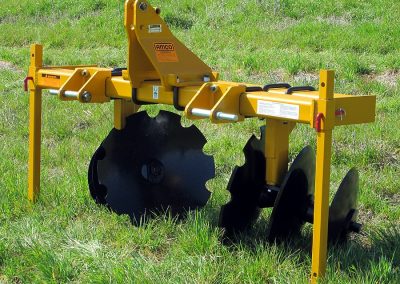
88;146;107;204
219;127;266;234
267;146;316;242
88;110;215;222
328;168;360;243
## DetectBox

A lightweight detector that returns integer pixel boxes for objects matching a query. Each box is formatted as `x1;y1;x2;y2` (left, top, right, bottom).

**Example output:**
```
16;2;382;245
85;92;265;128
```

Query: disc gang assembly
24;1;376;282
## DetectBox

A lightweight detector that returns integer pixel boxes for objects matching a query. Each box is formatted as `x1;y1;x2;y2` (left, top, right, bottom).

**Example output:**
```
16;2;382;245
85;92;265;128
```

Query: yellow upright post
264;119;295;186
28;44;43;202
311;70;335;283
114;99;139;130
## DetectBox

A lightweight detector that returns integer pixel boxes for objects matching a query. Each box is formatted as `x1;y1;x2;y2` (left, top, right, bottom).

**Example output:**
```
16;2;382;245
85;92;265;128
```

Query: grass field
0;0;399;283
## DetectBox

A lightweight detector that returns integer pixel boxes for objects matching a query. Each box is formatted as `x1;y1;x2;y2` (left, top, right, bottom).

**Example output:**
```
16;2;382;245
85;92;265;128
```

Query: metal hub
141;159;165;184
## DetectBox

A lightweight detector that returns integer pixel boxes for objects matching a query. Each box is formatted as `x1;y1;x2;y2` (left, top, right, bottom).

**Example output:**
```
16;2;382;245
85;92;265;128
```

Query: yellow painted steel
240;91;315;124
210;85;246;123
28;44;43;202
114;99;139;130
33;66;376;127
75;69;111;103
311;70;335;283
24;1;377;283
185;82;246;123
333;95;376;126
124;0;217;89
37;68;74;89
264;119;295;186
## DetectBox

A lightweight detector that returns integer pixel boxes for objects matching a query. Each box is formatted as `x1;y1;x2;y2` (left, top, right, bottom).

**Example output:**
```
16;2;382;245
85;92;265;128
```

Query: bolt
210;85;218;92
203;75;211;82
82;91;92;103
139;2;148;11
81;69;89;77
335;108;346;121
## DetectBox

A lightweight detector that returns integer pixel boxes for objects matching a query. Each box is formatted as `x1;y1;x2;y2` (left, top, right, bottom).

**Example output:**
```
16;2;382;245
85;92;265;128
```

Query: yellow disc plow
24;1;376;282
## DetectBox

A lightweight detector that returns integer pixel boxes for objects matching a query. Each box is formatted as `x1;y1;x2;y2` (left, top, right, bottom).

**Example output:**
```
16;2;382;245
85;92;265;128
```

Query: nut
81;91;92;103
210;85;218;92
139;2;148;11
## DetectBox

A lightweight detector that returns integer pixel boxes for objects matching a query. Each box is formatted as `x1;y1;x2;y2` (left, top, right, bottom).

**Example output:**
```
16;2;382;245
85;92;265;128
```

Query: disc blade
88;146;107;204
92;110;214;222
267;146;315;242
329;168;359;243
219;127;266;234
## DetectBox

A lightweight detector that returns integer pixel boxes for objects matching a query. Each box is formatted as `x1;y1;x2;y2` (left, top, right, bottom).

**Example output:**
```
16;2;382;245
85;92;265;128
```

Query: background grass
0;0;399;283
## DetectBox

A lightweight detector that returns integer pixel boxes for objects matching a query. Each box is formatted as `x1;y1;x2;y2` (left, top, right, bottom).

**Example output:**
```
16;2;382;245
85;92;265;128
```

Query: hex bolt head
139;2;148;11
82;91;92;103
210;85;218;92
81;69;89;77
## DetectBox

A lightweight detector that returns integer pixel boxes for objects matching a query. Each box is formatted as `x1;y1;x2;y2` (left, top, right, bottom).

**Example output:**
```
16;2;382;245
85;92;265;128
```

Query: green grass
0;0;399;283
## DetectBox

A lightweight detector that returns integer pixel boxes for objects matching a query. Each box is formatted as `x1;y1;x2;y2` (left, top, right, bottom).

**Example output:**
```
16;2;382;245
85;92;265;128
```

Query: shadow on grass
329;224;400;269
213;211;399;277
91;198;399;279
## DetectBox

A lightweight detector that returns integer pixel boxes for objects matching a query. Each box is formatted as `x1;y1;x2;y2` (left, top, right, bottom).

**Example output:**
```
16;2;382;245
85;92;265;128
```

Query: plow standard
24;1;376;282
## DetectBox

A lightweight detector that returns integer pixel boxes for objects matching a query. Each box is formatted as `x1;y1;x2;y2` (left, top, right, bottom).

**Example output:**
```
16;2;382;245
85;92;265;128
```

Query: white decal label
153;86;160;100
149;24;162;33
257;101;300;120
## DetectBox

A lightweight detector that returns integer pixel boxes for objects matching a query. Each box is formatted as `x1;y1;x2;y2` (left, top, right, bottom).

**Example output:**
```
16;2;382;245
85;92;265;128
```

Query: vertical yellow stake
28;45;43;202
311;70;335;283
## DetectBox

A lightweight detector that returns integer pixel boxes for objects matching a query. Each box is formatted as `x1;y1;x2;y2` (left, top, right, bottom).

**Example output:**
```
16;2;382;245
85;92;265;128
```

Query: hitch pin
191;108;239;122
49;89;79;99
